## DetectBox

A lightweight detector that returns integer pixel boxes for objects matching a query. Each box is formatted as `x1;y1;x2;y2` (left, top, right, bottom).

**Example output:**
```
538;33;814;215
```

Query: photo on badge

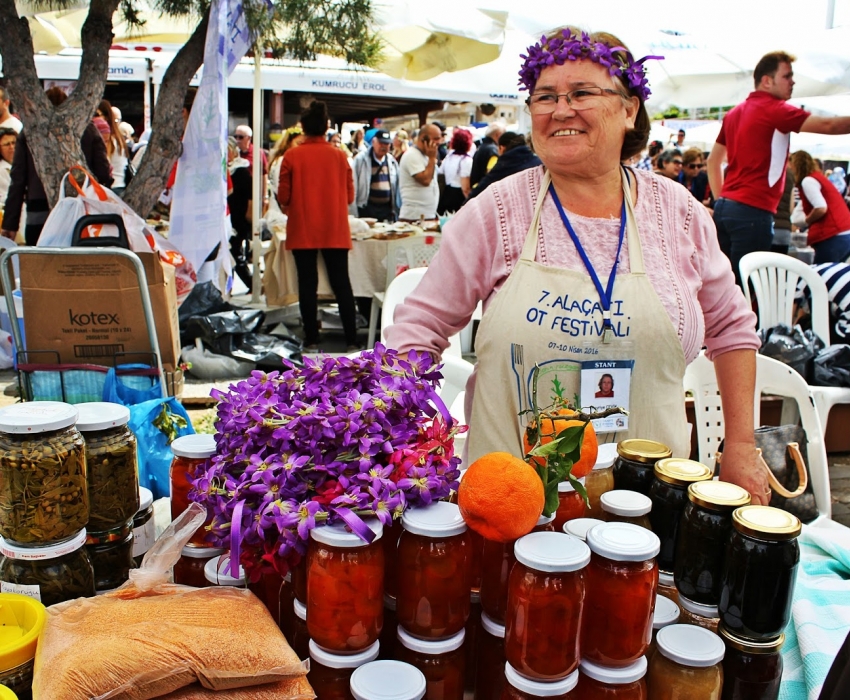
580;359;634;432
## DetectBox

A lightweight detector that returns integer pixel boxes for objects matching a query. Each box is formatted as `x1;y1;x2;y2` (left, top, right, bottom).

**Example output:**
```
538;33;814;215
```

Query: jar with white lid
308;639;380;699
0;529;95;606
553;478;587;532
585;443;618;515
169;434;216;547
563;518;604;542
132;487;155;567
350;660;427;700
679;594;720;633
203;554;246;587
646;624;724;699
477;612;508;700
581;522;660;667
576;657;647;699
75;402;139;533
172;545;225;588
397;502;471;639
502;663;578;699
397;627;465;700
0;402;87;545
505;532;590;680
380;593;399;660
657;570;678;604
600;490;652;530
291;598;310;660
648;594;681;662
308;519;384;653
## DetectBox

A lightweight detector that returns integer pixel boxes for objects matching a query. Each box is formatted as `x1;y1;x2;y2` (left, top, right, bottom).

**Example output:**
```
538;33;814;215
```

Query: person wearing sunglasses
654;149;683;180
679;147;712;207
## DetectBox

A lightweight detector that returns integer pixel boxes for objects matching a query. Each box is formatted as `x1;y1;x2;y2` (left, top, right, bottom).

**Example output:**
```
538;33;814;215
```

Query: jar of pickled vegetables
308;519;384;653
613;439;672;496
600;491;652;529
502;663;578;699
350;660;427;700
505;532;590;680
397;502;471;639
553;479;587;533
204;555;246;587
646;625;724;700
85;522;134;592
172;545;224;588
0;402;88;545
0;658;34;700
585;443;618;517
308;639;380;700
581;522;660;667
169;434;216;547
477;612;508;700
75;402;139;533
657;571;678;604
719;505;801;641
674;481;750;606
648;458;713;575
132;487;155;567
563;518;604;542
678;595;720;633
291;598;311;661
719;625;783;700
380;593;399;660
0;529;95;606
397;627;466;700
577;657;648;699
648;594;681;663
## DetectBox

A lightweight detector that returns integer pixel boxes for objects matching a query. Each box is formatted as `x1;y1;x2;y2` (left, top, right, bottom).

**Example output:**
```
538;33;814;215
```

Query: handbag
124;160;136;186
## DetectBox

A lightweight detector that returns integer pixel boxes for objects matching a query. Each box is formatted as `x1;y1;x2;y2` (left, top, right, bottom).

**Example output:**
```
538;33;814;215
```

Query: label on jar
133;518;156;557
1;581;41;602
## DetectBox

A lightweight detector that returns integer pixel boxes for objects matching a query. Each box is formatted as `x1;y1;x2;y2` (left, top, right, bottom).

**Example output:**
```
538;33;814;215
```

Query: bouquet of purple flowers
189;345;465;580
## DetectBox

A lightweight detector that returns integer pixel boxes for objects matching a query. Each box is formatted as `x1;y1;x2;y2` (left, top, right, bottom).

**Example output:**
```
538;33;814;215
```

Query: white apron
467;169;690;464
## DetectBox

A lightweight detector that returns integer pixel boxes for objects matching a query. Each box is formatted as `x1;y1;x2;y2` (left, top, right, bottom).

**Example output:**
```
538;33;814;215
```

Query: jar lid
586;522;660;561
658;570;674;587
536;513;555;527
350;661;426;700
397;626;465;654
558;477;585;493
617;439;672;464
0;687;17;700
0;593;46;675
170;433;217;459
653;594;681;629
310;519;384;548
719;624;785;654
678;594;719;619
384;594;397;611
732;505;801;541
514;532;591;573
0;401;78;434
600;490;652;517
657;624;725;667
471;589;481;604
137;487;154;513
294;598;307;621
594;442;619;469
580;656;647;684
73;401;131;431
504;663;579;696
0;529;86;560
402;502;467;538
179;545;225;559
563;518;604;542
480;612;505;638
310;639;380;669
654;458;713;486
204;555;246;586
688;480;751;510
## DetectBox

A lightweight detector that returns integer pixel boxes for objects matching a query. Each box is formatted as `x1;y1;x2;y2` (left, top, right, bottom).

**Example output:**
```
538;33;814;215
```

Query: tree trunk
121;9;209;217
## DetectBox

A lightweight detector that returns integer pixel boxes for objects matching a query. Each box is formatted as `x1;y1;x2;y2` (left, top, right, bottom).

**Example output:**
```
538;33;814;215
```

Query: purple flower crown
518;29;663;101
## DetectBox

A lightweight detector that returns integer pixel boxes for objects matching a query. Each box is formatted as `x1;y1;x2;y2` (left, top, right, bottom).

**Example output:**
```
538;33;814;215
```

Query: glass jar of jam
248;569;283;626
397;627;465;700
279;572;295;639
600;491;652;529
397;502;471;639
291;598;311;661
585;443;618;517
0;402;88;546
553;478;587;533
169;434;216;547
577;657;648;699
292;555;307;604
563;518;604;543
581;522;660;667
647;625;724;700
477;612;508;700
308;639;380;700
649;458;713;575
678;595;720;634
383;517;403;599
85;522;134;592
502;663;578;699
350;660;427;700
380;594;399;660
466;590;481;694
719;625;783;700
172;545;224;587
674;481;750;606
308;519;384;653
75;402;139;533
132;487;155;567
649;595;681;662
613;439;672;496
719;506;801;641
204;554;246;587
505;532;590;680
657;571;678;604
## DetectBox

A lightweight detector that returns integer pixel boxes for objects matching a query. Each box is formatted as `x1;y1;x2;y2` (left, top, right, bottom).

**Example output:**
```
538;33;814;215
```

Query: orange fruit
458;452;545;542
523;409;599;478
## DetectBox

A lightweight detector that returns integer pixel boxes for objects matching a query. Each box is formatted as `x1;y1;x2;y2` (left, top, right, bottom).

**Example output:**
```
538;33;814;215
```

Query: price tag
1;581;42;602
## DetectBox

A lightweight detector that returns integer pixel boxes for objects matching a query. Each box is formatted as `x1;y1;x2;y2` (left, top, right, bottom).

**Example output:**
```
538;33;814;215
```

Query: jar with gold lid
600;491;652;530
613;439;672;496
719;625;783;700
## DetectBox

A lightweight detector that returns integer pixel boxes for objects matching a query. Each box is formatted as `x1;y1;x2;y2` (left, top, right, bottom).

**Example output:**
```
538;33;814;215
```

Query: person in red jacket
278;100;357;351
790;150;850;264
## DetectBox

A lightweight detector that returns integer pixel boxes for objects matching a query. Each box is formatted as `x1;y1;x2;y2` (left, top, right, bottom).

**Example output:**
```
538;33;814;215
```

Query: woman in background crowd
266;126;303;231
654;149;683;180
438;128;474;214
96;99;129;195
393;129;409;162
679;146;712;206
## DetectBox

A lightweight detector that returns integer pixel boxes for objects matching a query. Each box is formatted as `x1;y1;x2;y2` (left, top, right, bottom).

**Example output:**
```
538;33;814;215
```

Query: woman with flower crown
385;28;771;505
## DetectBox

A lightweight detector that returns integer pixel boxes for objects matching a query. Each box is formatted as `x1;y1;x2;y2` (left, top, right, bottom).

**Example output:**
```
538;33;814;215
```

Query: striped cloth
794;262;850;341
781;521;850;700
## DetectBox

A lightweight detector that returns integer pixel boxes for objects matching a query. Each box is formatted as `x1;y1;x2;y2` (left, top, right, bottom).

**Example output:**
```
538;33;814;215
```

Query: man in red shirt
708;51;850;286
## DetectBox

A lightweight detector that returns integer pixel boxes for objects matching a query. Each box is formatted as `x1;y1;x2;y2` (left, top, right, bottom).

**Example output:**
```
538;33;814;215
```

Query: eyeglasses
526;87;626;114
671;160;683;166
687;163;706;169
234;134;248;140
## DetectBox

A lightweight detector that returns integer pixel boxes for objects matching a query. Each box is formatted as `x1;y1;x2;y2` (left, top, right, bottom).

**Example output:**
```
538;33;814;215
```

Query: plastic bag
813;344;850;388
103;364;164;406
178;281;234;326
182;340;254;381
32;505;307;700
130;397;195;499
758;324;826;382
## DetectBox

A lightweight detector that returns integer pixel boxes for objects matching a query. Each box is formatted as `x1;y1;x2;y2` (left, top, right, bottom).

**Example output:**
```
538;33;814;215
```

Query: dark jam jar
502;663;578;699
477;612;508;700
613;440;672;496
172;545;224;587
719;506;801;641
397;627;466;700
648;458;713;575
719;625;783;700
308;639;380;700
577;657;648;699
85;522;134;592
169;434;216;547
674;481;750;606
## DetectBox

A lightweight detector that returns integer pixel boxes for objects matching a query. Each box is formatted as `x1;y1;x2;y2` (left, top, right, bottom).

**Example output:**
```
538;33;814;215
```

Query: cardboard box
20;251;180;368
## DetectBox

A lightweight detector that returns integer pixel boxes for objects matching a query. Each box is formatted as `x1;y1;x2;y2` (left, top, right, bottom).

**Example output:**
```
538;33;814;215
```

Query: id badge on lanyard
579;340;634;433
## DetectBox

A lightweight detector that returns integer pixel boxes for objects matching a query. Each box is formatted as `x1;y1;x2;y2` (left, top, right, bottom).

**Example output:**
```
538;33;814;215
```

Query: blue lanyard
548;182;626;342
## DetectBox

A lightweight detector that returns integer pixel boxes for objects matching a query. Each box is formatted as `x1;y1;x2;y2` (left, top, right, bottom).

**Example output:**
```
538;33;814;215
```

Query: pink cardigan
385;166;759;362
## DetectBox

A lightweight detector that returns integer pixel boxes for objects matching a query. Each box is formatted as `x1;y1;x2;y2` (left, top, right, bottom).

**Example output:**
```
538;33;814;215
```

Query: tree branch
68;0;121;120
0;0;49;118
